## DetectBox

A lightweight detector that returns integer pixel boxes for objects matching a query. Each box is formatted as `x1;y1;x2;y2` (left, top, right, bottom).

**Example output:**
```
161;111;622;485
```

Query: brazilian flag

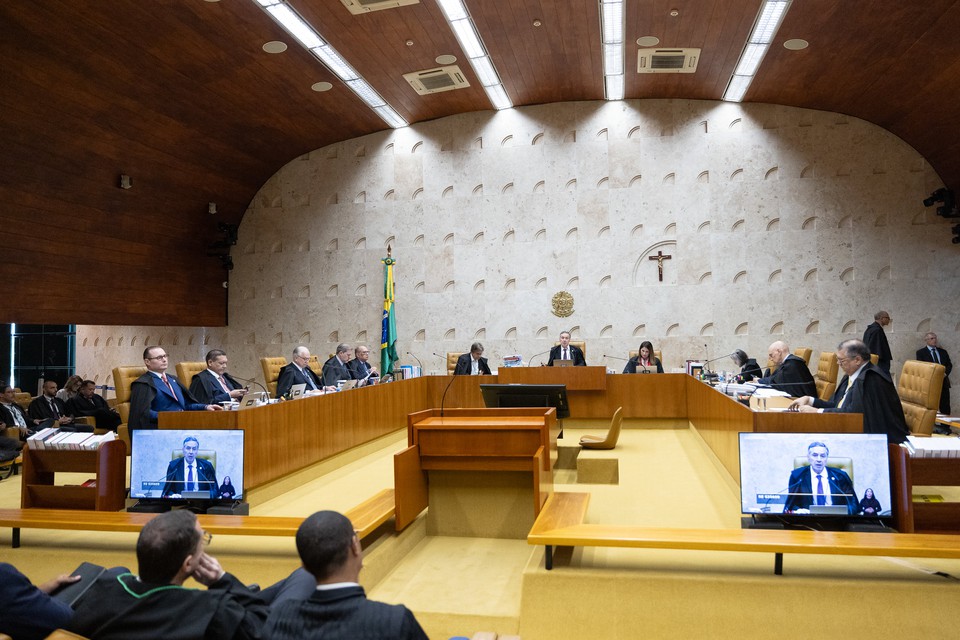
380;251;398;375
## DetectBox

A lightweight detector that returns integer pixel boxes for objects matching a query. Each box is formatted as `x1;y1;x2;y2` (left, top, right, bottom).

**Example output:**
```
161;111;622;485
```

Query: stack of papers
27;428;116;451
904;435;960;458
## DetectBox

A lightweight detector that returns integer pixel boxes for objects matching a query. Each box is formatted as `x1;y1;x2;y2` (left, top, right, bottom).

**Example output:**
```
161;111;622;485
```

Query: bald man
756;341;817;397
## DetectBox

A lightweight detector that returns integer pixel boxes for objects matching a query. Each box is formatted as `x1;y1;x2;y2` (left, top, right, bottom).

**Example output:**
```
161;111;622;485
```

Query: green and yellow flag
380;248;398;375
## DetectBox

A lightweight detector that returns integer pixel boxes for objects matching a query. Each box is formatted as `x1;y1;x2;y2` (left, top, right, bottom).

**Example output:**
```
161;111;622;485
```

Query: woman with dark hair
624;341;664;373
858;488;882;516
218;476;236;500
731;350;762;382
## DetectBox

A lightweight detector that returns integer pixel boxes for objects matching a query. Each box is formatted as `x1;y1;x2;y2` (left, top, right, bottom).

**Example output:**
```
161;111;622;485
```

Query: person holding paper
347;345;380;385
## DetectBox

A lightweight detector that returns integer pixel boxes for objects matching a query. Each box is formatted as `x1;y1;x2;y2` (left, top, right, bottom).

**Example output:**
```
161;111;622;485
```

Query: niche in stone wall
444;329;456;341
633;325;646;337
414;330;425;341
770;322;784;334
700;323;715;336
735;323;749;335
806;321;820;334
842;320;857;333
666;324;680;337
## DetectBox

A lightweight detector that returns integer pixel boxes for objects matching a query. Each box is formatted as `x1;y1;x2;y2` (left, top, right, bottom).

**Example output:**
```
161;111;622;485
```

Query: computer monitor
479;383;570;419
739;432;891;523
130;429;244;504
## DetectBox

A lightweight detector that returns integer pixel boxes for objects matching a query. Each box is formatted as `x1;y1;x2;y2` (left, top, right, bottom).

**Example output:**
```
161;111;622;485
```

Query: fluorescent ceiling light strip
435;0;468;21
733;43;767;77
604;74;624;101
752;0;790;44
723;0;792;102
471;56;501;87
604;43;624;76
266;4;322;49
450;18;486;59
601;1;624;44
484;84;511;111
254;0;407;127
724;75;751;103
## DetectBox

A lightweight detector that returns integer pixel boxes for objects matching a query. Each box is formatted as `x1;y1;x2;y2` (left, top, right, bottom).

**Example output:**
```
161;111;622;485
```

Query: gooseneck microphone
603;354;628;361
230;375;270;398
702;352;737;367
439;372;458;417
527;350;551;366
407;351;423;370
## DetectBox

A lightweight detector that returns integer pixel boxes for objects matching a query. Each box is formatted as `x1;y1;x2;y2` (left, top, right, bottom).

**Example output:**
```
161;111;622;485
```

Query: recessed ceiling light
636;36;660;47
435;54;458;65
670;9;679;17
311;81;333;92
783;38;808;50
533;19;542;27
405;39;414;46
262;41;288;53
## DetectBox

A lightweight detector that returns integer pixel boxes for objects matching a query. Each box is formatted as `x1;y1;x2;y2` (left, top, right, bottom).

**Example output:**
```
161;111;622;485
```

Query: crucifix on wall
648;250;672;282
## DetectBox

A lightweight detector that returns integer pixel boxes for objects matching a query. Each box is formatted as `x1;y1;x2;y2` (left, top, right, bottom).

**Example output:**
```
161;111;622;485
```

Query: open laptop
340;379;358;390
554;359;573;367
289;383;306;399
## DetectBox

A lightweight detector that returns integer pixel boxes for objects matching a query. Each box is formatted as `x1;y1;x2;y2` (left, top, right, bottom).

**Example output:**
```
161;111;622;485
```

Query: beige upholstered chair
446;352;460;375
898;360;946;436
260;357;287;397
870;354;879;365
175;361;207;392
793;347;813;366
580;407;623;450
308;355;323;378
13;389;31;411
112;365;148;450
814;352;839;402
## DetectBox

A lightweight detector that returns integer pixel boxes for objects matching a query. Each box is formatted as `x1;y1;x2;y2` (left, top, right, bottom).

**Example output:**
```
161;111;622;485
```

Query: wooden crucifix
649;250;672;282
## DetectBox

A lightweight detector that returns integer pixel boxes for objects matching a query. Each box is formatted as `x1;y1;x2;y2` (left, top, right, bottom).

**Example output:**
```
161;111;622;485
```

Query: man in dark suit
453;342;492;375
67;380;121;431
189;349;247;405
347;345;380;385
276;346;328;398
1;383;35;441
128;347;220;429
917;332;952;415
162;435;218;498
0;562;79;640
546;331;587;366
27;379;77;429
70;510;268;640
863;310;892;373
757;341;817;397
790;339;909;444
264;510;428;640
322;343;354;387
783;441;857;514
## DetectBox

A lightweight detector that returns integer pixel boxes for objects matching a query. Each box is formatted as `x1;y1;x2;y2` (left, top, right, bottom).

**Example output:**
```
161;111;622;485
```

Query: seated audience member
789;339;909;444
916;332;952;415
67;380;122;431
322;344;354;387
56;374;85;403
347;345;380;385
28;379;77;429
453;342;492;375
0;562;79;640
623;340;663;373
128;346;221;429
190;349;247;405
756;341;817;397
265;510;428;640
277;345;327;398
70;510;268;640
731;350;763;382
1;383;35;440
547;331;587;366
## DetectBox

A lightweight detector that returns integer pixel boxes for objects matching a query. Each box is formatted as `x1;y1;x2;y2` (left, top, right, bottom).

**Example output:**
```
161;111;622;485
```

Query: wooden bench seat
528;491;960;574
0;488;395;548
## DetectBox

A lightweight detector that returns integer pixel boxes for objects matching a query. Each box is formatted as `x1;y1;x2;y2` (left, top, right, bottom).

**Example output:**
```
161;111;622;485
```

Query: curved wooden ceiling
2;0;958;325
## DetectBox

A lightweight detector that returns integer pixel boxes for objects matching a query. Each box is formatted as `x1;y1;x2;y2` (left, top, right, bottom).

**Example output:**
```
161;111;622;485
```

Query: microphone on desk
527;350;551;366
603;354;628;361
439;372;458;417
701;352;737;367
407;351;424;370
230;375;270;399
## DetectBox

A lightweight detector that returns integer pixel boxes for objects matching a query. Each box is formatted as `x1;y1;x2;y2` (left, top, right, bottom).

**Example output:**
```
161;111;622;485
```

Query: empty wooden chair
580;407;623;450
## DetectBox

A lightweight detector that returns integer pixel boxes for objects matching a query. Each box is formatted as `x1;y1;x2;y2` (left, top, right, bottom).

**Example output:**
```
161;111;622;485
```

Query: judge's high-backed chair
175;361;207;392
580;407;623;450
898;359;946;436
260;357;287;397
447;353;460;375
793;347;813;366
870;354;880;365
308;355;323;379
814;352;839;402
112;365;148;450
554;340;587;362
14;389;32;411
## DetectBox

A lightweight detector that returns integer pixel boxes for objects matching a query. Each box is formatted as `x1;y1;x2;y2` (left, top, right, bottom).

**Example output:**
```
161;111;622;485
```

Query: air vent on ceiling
637;48;700;73
340;0;419;15
403;65;470;95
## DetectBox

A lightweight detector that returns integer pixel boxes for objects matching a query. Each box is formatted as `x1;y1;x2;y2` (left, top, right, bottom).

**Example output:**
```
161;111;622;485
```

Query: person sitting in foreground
265;510;428;640
0;562;78;640
70;509;268;640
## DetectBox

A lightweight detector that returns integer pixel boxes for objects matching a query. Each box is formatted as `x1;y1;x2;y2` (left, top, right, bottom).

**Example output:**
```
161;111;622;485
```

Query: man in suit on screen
162;435;218;498
783;441;857;514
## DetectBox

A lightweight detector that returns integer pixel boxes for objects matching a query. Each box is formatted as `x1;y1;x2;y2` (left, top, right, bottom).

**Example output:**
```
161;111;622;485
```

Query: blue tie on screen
188;465;194;492
816;474;826;506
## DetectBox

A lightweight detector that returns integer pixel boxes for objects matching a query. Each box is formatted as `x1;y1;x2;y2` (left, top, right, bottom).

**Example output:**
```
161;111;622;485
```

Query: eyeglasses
202;531;213;546
146;354;169;360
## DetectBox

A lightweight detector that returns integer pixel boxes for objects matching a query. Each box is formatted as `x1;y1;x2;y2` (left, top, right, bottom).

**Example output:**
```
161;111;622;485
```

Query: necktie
837;377;853;409
303;368;316;390
218;375;231;393
187;464;195;492
564;348;569;360
816;474;825;505
49;398;60;418
161;374;176;398
931;347;941;364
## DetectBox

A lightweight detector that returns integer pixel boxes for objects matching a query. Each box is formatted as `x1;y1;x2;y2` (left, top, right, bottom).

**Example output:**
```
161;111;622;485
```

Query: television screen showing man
162;436;218;499
783;441;857;515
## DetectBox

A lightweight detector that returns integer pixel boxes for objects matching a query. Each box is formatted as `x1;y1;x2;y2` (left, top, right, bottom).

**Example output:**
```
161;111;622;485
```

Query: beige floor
4;422;960;640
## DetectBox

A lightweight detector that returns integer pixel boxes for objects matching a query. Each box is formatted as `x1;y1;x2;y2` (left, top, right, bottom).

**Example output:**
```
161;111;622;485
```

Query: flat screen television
130;429;245;504
739;432;891;522
479;383;570;419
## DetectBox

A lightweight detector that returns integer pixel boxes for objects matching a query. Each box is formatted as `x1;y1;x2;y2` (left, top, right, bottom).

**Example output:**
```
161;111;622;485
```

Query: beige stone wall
78;99;960;392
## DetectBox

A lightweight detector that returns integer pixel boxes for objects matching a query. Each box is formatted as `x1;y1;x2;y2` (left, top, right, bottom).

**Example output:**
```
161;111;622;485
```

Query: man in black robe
863;310;892;374
756;341;817;398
